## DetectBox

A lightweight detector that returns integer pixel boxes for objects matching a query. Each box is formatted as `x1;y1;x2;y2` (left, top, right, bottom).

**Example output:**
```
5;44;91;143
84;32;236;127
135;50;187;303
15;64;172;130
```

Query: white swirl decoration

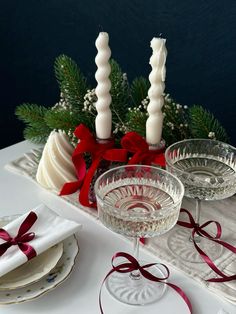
146;38;167;145
95;32;112;139
36;130;76;191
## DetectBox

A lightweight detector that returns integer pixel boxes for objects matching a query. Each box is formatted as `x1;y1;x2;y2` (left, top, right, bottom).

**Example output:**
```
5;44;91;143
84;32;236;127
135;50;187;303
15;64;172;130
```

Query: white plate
0;234;79;304
0;215;63;290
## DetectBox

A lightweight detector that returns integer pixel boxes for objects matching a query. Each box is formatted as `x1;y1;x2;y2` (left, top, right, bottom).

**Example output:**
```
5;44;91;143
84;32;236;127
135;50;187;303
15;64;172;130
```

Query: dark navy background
0;0;235;149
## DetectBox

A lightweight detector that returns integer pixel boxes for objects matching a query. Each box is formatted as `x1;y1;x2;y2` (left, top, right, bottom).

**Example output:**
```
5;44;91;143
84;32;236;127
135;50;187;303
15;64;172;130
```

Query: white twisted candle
95;32;112;139
146;38;167;145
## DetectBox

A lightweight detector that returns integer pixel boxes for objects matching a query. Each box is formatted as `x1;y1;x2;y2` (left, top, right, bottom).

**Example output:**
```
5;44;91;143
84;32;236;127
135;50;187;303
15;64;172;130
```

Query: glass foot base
168;228;223;263
106;263;167;305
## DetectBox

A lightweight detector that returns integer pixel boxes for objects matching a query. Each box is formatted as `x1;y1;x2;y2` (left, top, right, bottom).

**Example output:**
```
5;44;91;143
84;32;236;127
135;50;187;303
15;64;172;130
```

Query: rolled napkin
36;130;77;191
0;204;81;277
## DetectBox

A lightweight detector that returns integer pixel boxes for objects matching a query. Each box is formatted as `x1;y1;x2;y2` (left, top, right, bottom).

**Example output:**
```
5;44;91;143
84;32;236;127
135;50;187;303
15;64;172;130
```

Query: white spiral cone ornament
36;130;77;191
95;32;112;139
146;38;167;145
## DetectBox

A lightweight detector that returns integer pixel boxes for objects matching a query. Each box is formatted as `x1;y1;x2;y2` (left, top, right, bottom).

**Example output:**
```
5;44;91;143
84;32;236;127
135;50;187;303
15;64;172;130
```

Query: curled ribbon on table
177;208;236;282
60;124;128;208
0;211;37;260
121;131;166;166
99;252;192;314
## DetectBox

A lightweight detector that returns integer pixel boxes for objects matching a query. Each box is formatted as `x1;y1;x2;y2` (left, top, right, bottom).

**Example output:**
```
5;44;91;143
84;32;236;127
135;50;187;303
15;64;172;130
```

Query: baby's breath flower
208;131;216;139
176;104;182;110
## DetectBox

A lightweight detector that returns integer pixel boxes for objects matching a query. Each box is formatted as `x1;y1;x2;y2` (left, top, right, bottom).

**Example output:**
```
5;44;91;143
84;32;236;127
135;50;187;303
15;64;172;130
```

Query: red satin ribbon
177;208;236;282
60;124;128;208
99;252;192;313
121;131;166;166
0;211;37;260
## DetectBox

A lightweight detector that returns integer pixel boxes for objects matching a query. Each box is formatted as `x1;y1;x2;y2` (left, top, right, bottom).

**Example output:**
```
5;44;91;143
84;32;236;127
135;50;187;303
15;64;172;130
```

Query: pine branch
44;109;81;132
130;77;150;106
189;105;230;142
15;103;51;143
109;60;130;124
54;55;88;108
15;103;49;124
23;126;51;144
162;97;191;145
126;110;146;137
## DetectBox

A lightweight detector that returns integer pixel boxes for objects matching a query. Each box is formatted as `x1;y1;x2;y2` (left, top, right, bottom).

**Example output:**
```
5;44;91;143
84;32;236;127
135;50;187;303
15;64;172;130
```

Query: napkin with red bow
0;204;81;277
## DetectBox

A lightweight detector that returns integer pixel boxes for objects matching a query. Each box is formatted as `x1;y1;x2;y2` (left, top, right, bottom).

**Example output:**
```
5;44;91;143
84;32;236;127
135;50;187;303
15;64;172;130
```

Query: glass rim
94;164;185;212
165;138;236;181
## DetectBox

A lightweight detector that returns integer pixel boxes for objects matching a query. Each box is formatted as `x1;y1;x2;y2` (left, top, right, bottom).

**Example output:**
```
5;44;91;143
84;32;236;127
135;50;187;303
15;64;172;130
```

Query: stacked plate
0;215;79;304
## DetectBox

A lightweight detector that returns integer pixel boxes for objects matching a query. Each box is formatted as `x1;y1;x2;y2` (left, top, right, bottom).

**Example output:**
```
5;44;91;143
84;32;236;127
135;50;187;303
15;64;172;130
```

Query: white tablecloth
1;140;236;314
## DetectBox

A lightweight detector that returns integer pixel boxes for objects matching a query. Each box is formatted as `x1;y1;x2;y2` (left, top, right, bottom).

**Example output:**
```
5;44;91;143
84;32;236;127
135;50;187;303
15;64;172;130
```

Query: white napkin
0;204;82;277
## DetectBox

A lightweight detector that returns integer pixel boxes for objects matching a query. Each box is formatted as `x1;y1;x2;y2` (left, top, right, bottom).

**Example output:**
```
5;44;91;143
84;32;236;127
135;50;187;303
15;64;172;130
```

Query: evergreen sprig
189;105;230;142
15;103;51;143
109;60;130;124
54;55;88;107
44;109;80;132
130;77;150;107
15;54;230;146
15;103;48;124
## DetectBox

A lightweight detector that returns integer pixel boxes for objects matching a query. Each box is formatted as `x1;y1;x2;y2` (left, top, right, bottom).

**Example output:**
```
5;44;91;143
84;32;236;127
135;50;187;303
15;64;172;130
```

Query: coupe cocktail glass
94;165;184;305
165;139;236;262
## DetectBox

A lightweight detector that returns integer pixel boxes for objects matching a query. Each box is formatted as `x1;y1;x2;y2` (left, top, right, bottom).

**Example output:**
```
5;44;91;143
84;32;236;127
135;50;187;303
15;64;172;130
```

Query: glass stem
195;198;201;225
190;198;201;243
130;238;141;280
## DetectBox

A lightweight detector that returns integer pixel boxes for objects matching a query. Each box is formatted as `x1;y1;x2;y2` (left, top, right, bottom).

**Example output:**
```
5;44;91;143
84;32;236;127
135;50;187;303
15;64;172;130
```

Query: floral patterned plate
0;242;63;290
0;216;79;304
0;215;64;290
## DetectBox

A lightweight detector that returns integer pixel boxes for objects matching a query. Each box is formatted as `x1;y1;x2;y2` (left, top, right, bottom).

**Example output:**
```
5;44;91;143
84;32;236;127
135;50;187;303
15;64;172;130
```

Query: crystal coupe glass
165;139;236;262
94;165;184;305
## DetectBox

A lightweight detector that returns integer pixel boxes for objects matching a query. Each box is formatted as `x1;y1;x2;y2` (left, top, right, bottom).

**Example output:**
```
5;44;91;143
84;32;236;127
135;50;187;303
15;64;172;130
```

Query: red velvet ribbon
60;124;128;208
99;252;192;313
121;131;166;166
121;131;165;245
0;211;37;260
177;208;236;282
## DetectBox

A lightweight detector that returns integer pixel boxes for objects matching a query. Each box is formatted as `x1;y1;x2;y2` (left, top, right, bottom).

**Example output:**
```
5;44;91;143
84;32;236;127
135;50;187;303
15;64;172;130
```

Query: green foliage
23;126;50;144
126;110;146;138
162;98;191;146
15;54;230;146
109;60;130;124
130;77;150;106
15;103;48;124
15;103;51;143
125;95;192;146
54;55;88;107
189;105;230;142
44;109;80;132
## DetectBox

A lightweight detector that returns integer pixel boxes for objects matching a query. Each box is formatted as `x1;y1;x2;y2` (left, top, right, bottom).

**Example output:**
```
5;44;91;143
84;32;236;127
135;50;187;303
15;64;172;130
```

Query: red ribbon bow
60;124;128;208
178;208;236;282
0;211;37;260
99;252;192;313
121;132;165;166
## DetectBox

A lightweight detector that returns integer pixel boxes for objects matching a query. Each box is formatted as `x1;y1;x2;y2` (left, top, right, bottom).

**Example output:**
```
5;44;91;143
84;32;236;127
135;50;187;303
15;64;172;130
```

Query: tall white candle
95;32;112;139
146;38;167;145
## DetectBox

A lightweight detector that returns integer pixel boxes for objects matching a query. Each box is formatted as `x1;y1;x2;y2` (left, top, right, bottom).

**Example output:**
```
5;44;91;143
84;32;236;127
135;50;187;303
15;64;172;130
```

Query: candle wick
159;33;163;37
